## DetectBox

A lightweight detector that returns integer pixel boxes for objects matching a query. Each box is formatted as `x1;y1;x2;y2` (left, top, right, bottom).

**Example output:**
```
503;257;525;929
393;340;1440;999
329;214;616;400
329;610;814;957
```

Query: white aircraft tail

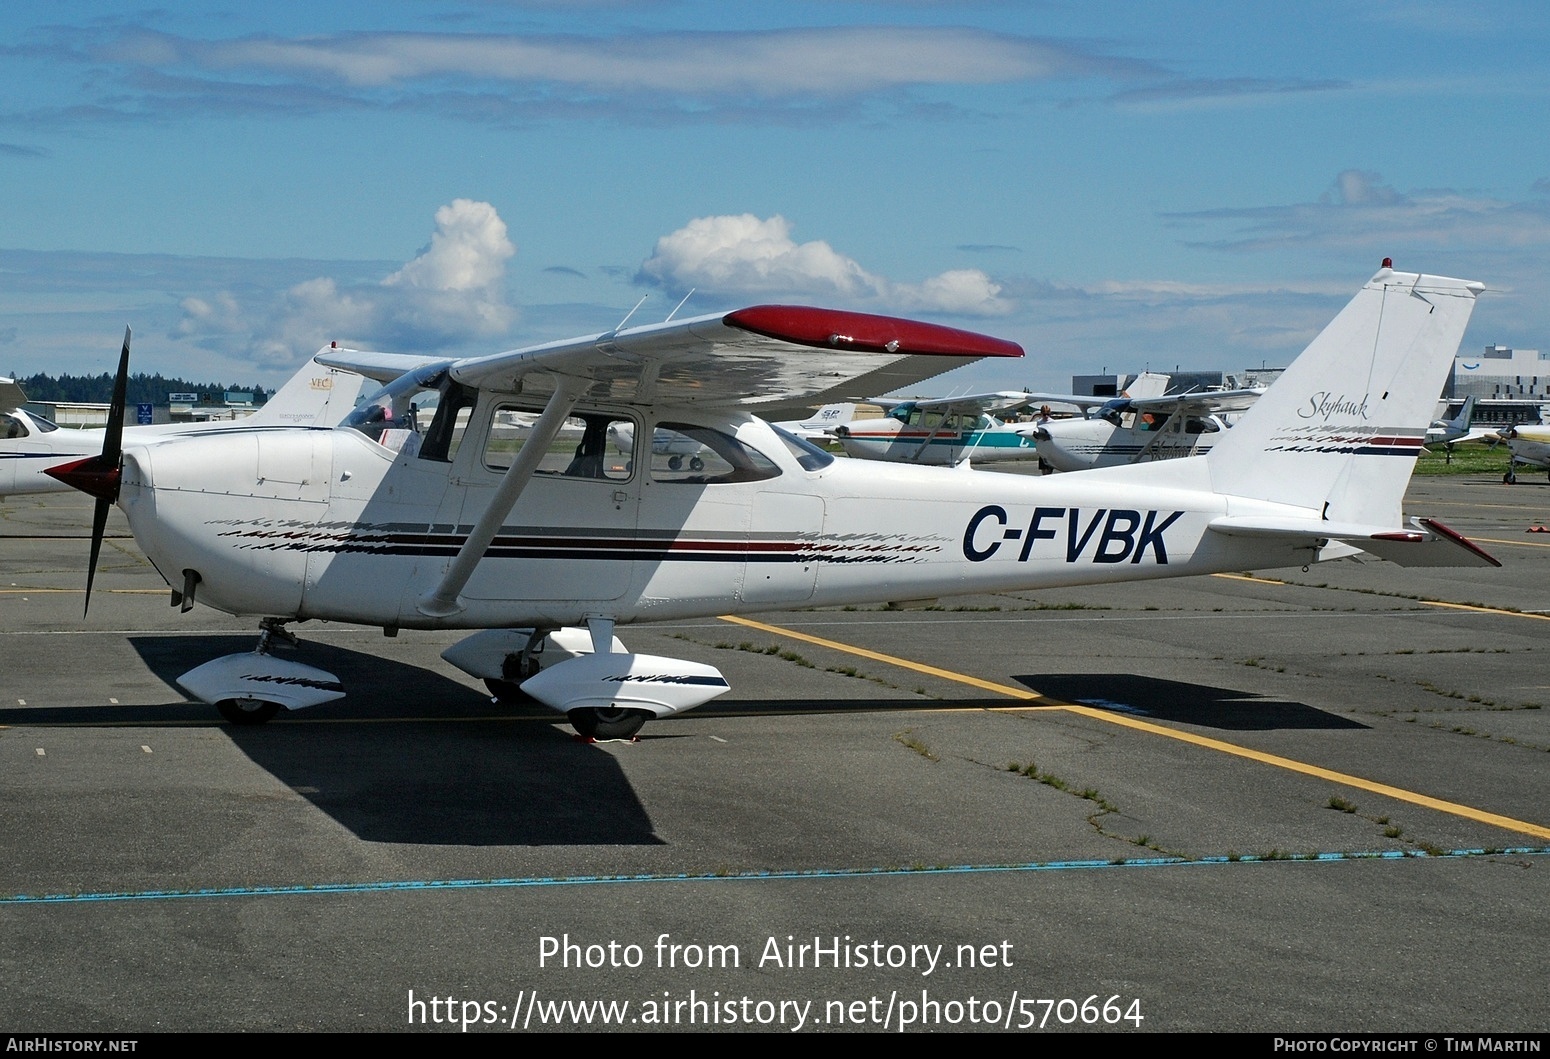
244;351;373;429
1205;264;1483;525
1123;372;1170;399
795;402;856;432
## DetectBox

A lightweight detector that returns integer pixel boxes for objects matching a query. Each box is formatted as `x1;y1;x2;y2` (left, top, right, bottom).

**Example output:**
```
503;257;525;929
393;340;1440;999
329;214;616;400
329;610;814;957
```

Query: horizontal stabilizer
1207;515;1500;567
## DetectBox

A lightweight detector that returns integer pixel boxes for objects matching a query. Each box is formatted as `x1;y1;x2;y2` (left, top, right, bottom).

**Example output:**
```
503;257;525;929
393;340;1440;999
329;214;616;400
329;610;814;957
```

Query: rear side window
650;423;781;484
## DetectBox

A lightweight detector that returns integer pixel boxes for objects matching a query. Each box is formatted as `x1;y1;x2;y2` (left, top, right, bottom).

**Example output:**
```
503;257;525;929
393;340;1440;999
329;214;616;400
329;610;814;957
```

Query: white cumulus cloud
178;198;516;366
638;214;1012;316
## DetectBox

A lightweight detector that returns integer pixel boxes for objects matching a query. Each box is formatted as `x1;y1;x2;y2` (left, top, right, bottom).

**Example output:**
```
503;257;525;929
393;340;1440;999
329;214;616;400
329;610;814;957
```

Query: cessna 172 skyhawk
47;262;1498;740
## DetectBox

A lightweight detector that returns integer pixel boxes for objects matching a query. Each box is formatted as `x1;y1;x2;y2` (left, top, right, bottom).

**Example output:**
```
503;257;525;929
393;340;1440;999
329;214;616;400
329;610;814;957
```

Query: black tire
484;678;527;703
568;706;650;740
668;455;683;471
689;456;705;472
216;698;281;725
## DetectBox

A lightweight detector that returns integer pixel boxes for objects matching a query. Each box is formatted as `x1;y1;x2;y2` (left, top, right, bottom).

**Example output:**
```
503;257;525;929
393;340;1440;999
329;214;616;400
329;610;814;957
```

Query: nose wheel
567;706;650;741
216;698;282;725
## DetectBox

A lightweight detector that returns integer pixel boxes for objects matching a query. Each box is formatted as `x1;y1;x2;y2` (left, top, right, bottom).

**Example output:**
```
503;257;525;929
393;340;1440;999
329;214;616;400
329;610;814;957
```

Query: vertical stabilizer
1206;266;1482;524
244;353;372;429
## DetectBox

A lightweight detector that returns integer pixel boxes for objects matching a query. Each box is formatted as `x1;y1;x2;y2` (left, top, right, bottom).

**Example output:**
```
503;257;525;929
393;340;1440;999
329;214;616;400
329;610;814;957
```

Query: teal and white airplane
830;391;1043;465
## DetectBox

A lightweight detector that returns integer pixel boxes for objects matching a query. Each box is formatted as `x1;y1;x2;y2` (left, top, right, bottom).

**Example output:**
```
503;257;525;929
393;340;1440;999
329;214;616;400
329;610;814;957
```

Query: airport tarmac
1;476;1547;1033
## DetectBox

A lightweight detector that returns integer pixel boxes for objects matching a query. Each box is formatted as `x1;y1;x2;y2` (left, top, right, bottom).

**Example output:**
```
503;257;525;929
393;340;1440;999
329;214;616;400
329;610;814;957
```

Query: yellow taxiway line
718;614;1550;841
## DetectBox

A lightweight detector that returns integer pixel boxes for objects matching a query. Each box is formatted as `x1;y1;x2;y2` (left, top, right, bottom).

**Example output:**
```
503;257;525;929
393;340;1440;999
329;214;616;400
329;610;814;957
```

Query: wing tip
725;305;1023;360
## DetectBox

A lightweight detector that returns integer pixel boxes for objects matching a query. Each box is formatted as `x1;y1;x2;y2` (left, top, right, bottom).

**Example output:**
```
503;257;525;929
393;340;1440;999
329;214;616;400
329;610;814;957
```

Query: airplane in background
829;391;1043;465
1425;395;1489;448
1489;420;1550;483
1;350;373;498
1018;378;1264;472
47;264;1497;743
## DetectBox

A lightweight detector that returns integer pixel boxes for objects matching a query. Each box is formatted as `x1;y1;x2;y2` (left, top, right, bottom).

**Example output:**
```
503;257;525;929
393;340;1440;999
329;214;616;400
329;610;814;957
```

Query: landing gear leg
213;619;298;726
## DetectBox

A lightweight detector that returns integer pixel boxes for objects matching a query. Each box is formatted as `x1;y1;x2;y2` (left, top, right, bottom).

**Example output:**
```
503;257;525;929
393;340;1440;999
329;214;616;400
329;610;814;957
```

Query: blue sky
3;1;1547;394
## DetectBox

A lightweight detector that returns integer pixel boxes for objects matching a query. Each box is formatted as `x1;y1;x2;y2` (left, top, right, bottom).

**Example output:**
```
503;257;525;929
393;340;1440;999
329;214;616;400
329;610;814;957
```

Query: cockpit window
484;406;634;481
1;413;27;439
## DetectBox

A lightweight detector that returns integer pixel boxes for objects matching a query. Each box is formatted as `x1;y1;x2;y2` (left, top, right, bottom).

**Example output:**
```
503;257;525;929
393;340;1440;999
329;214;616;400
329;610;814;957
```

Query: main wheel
216;698;281;726
484;679;526;703
567;706;650;740
485;652;541;703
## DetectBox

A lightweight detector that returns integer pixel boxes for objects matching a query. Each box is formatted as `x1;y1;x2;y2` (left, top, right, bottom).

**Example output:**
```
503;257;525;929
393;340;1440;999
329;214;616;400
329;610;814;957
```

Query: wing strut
417;377;585;618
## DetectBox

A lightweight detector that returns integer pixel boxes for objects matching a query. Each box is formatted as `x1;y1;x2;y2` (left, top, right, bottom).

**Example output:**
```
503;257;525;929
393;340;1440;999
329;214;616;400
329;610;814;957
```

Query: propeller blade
60;326;132;616
84;497;111;616
102;327;130;465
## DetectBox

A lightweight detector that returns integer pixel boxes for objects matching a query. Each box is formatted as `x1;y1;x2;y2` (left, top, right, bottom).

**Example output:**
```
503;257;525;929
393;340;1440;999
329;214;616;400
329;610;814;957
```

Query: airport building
1446;345;1550;426
1070;368;1285;397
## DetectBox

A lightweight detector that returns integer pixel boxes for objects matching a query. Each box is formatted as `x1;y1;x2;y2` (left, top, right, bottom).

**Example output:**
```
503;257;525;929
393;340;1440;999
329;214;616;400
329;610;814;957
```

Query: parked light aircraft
1490;421;1550;483
1019;379;1264;472
48;264;1499;741
1;353;371;498
830;391;1042;465
1425;395;1487;448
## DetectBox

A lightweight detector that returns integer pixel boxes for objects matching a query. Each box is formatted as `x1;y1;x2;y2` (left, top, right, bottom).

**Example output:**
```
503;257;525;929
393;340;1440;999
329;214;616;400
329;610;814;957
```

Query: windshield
344;362;454;453
768;424;835;471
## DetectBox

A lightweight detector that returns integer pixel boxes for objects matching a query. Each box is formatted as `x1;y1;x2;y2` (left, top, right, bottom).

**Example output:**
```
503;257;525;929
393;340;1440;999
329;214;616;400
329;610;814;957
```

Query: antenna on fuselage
665;288;696;322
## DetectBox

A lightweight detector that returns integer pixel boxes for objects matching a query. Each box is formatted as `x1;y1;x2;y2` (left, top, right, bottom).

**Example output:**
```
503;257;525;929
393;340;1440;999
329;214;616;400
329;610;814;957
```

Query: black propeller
43;327;131;614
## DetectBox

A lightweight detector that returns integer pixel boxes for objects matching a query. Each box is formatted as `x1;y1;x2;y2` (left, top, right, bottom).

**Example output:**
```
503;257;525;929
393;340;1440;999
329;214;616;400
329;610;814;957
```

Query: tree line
9;371;270;406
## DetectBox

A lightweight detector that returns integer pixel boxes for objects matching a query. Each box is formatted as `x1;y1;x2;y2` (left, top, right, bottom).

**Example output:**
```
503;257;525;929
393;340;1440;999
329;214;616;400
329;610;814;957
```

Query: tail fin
1123;372;1170;399
245;351;374;429
1447;394;1477;434
788;402;855;433
1205;265;1482;525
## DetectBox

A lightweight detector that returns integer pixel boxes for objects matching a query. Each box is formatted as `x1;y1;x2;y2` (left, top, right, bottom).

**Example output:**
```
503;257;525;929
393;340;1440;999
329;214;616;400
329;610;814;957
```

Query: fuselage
0;409;99;495
1504;426;1550;468
117;403;1326;632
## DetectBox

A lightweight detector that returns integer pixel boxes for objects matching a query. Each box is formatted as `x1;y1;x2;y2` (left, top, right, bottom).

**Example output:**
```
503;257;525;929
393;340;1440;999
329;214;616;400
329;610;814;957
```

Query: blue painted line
5;846;1547;905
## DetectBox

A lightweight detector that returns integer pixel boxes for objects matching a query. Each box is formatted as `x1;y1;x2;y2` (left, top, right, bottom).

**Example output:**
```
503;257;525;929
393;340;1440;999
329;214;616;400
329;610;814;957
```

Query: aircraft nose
1030;427;1051;443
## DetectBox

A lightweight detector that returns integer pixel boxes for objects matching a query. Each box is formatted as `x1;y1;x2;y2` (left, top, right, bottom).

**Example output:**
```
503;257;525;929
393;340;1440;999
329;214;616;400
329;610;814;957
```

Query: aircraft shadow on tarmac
96;635;664;847
1013;673;1368;731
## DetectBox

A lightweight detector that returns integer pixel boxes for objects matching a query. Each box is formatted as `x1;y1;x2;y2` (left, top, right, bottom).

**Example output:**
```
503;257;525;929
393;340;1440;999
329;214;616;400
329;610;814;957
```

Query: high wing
390;306;1021;410
1123;387;1265;417
858;390;1035;418
315;349;449;385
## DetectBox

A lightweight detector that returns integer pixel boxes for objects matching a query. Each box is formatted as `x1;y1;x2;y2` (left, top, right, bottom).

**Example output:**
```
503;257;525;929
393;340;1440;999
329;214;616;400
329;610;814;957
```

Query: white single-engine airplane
1;353;371;498
1020;379;1264;473
49;263;1498;740
1489;421;1550;483
1425;395;1488;448
830;391;1042;465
